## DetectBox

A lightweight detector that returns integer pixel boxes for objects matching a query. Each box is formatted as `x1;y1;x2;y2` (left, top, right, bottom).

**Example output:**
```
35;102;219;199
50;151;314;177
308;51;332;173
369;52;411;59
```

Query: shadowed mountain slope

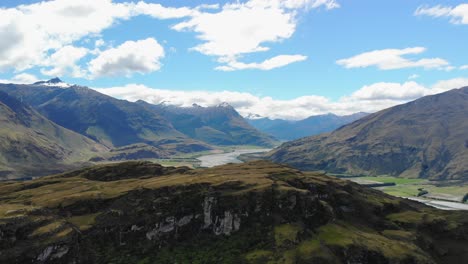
267;87;468;181
137;101;277;147
0;91;106;179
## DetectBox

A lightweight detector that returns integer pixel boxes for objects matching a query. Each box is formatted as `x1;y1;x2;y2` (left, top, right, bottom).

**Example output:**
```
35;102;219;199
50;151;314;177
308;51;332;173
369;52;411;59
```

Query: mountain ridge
137;100;277;147
267;86;468;181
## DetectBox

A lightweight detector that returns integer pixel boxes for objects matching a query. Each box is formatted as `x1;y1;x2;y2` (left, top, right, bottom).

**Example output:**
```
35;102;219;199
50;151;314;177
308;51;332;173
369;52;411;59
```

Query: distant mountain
0;90;106;179
267;87;468;181
0;81;212;154
137;101;277;147
248;113;368;140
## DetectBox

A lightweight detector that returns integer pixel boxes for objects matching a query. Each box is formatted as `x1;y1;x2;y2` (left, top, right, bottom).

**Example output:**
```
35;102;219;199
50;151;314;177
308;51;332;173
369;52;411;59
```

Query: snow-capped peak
245;113;264;120
217;102;231;108
33;78;71;88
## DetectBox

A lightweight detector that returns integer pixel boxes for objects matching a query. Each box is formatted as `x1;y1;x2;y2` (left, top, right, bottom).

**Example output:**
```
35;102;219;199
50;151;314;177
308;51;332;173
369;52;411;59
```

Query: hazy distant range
247;112;368;141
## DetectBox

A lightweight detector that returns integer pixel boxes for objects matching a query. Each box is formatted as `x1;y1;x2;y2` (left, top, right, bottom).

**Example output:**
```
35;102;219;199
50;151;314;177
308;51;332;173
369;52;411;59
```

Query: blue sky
0;0;467;119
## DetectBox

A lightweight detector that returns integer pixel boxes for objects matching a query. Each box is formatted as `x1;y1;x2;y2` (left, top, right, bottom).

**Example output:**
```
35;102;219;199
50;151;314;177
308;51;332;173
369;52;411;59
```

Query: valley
1;1;467;263
196;148;272;167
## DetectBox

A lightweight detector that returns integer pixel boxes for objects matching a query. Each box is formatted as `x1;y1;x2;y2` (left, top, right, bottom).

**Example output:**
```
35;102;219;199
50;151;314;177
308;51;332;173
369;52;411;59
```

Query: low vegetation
0;161;467;263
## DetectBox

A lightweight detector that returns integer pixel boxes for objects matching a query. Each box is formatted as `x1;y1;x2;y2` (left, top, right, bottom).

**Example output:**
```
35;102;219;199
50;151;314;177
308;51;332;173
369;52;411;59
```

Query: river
404;197;468;211
197;148;271;167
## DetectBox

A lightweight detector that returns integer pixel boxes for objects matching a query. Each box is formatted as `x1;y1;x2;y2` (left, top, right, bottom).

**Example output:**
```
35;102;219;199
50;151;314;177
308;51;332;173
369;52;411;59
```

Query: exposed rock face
0;161;467;263
268;87;468;181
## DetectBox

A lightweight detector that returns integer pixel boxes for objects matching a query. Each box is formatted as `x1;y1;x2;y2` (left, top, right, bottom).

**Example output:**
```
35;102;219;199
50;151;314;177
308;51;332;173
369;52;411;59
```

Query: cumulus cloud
415;4;468;24
215;55;307;71
1;0;326;75
336;47;450;70
349;82;428;101
172;0;338;70
0;0;134;72
0;73;40;84
41;45;88;77
88;38;164;78
0;0;205;75
460;65;468;70
93;77;468;120
430;77;468;94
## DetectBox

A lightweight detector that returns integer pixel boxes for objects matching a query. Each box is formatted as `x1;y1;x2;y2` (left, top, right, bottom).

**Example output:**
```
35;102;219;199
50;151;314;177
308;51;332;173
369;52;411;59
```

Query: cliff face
0;161;467;263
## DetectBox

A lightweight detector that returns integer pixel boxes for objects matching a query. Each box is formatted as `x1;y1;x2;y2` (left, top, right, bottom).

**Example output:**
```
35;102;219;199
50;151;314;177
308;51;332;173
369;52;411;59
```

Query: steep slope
0;81;211;154
268;87;468;181
138;101;277;147
0;91;106;179
0;161;467;263
248;112;368;140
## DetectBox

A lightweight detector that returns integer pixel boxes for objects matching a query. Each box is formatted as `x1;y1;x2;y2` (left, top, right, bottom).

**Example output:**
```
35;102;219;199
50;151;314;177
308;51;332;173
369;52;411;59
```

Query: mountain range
0;78;275;179
0;160;466;263
138;101;277;146
248;112;368;140
267;86;468;181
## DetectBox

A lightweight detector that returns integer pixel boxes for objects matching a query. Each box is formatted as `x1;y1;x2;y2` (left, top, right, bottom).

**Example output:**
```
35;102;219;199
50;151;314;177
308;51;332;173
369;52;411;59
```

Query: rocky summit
0;161;467;263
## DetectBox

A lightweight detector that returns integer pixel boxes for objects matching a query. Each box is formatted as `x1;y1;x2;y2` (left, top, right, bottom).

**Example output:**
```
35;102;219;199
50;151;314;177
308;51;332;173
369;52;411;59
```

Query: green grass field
347;176;467;202
356;176;426;185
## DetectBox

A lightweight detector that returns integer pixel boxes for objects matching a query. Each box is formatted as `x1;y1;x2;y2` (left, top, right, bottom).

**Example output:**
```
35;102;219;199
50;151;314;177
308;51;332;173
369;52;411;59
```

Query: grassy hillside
0;161;467;263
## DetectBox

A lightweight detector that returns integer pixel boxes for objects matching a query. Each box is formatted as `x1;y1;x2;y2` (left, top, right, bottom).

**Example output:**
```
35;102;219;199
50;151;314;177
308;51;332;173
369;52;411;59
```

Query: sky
0;0;467;120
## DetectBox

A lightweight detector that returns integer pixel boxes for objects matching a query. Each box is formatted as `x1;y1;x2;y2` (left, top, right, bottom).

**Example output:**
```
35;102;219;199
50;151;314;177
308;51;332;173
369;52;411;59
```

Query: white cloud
431;77;468;94
0;73;39;84
132;2;196;19
172;0;338;70
460;65;468;70
349;81;428;101
41;45;88;77
95;39;105;48
415;4;468;24
0;0;134;72
408;74;419;79
88;38;164;78
0;0;336;75
93;77;468;120
336;47;450;70
0;0;199;74
215;54;307;71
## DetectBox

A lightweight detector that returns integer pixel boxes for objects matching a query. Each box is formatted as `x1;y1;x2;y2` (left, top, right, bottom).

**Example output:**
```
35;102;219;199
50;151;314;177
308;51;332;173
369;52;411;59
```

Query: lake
197;148;271;167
